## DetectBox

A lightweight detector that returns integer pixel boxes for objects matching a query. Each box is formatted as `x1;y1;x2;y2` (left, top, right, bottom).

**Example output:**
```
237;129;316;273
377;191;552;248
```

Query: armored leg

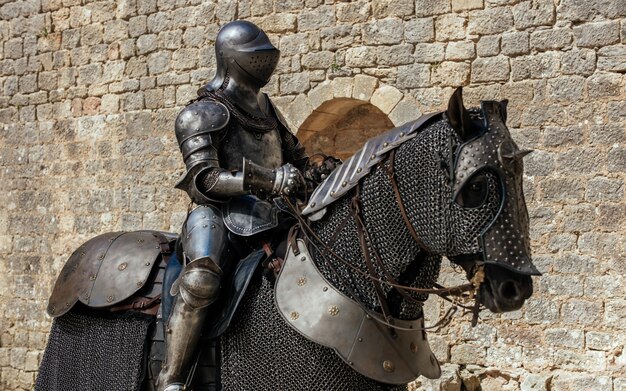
157;205;232;391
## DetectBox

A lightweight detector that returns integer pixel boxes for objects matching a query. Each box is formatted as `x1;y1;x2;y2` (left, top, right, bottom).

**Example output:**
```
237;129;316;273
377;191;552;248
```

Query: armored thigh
176;205;234;309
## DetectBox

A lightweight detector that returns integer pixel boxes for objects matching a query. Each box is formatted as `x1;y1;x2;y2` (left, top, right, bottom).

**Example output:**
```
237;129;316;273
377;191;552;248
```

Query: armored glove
243;160;305;197
303;154;342;189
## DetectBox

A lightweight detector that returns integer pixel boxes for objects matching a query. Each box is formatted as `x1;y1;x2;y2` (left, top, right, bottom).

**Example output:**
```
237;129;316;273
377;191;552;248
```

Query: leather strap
383;150;431;253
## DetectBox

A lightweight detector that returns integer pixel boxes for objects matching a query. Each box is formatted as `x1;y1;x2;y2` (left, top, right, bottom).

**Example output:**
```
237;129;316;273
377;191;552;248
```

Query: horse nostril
499;280;520;300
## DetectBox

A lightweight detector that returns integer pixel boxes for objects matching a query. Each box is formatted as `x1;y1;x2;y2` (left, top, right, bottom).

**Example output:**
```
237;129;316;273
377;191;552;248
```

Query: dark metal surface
48;231;171;317
222;195;279;236
453;101;538;275
201;20;279;93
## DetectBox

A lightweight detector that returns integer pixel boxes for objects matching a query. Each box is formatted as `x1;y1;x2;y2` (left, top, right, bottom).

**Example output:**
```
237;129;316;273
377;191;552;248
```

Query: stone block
452;0;483;12
486;345;523;368
345;46;376;68
548;75;585;103
61;28;80;50
404;18;434;43
476;35;500;57
574;20;620;48
589;123;625;146
147;51;171;75
605;299;626;329
104;20;128;43
279;33;309;56
337;1;370;23
561;299;602;325
363;18;404;45
432;61;470;87
501;31;529;56
598;203;626;231
414;43;445;63
370;85;403;114
415;0;451;17
471;56;510;83
520;374;551;391
586;331;621;351
252;13;297;34
585;275;624;299
372;0;414;17
511;53;560;81
137;34;157;55
301;51;334;70
435;14;466;41
587;72;622;98
376;44;414;66
320;25;356;51
607;146;626;172
389;96;421;126
307;81;333;109
560;48;596;76
397;63;431;88
451;343;486;365
297;5;334;31
513;0;554;29
445;41;475;61
468;7;514;35
555;349;607;372
552;373;612;391
352;74;378;101
524;297;560;324
279;72;310;95
530;29;573;51
597;45;626;72
544;328;584;349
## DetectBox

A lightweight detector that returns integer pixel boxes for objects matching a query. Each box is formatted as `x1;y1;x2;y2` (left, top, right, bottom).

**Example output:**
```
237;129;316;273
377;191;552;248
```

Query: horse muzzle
478;263;533;313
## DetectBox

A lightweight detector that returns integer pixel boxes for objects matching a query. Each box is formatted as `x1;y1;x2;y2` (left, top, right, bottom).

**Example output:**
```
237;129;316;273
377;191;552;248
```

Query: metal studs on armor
297;277;306;286
328;305;339;316
290;311;299;320
382;360;395;373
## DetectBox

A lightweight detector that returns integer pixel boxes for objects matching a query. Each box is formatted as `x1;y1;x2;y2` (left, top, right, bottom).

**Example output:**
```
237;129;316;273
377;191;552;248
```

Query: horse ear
500;99;509;123
446;87;473;141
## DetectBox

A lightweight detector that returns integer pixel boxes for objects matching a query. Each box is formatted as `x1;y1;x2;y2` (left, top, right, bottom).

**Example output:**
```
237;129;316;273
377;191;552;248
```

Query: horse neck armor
275;239;441;384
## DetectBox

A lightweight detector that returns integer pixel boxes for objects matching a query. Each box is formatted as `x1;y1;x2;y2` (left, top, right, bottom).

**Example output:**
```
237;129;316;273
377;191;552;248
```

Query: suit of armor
157;21;308;391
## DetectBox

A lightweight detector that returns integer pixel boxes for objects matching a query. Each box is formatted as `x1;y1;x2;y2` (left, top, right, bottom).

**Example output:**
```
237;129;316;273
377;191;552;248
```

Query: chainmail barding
35;309;152;391
220;275;407;391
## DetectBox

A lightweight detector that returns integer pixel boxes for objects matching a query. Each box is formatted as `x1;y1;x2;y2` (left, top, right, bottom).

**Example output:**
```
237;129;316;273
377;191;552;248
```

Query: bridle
284;149;486;330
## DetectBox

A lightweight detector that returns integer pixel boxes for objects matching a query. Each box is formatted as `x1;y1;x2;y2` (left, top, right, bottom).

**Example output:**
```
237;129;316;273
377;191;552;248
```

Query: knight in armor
157;21;335;391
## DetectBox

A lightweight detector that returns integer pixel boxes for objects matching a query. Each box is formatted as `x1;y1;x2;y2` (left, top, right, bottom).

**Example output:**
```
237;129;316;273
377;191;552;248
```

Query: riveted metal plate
47;230;174;317
302;112;440;218
275;239;441;384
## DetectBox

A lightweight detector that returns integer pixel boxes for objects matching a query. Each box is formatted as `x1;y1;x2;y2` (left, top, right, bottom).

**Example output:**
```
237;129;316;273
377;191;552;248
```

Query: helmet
204;20;280;91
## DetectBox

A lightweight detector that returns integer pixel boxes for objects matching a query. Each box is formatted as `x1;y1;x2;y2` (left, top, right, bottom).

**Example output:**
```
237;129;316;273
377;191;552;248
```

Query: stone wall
0;0;624;390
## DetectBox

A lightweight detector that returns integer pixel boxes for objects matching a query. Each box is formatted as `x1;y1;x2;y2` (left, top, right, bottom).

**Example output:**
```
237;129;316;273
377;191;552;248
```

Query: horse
36;88;539;391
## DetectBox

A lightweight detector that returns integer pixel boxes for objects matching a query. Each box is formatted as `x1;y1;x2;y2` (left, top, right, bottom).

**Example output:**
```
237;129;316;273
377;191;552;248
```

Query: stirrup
162;383;186;391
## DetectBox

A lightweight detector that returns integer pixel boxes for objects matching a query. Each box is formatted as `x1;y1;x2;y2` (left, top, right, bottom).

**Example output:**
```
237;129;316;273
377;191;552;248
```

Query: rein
282;147;485;328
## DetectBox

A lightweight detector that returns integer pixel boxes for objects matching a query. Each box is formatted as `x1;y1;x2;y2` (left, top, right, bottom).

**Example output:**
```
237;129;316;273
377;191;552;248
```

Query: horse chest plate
274;239;441;384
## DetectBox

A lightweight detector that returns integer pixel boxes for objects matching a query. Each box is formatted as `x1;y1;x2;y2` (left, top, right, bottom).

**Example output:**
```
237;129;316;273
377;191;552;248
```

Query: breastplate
219;120;284;171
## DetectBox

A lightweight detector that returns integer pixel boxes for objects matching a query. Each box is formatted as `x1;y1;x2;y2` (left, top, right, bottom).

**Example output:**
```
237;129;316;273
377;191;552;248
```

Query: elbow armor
174;100;232;203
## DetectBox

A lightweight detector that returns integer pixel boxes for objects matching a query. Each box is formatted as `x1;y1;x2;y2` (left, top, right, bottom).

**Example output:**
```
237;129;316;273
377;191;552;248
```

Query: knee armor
177;258;222;309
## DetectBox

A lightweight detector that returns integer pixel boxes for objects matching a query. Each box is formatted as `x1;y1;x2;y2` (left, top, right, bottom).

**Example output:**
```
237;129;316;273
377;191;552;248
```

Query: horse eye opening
456;172;489;208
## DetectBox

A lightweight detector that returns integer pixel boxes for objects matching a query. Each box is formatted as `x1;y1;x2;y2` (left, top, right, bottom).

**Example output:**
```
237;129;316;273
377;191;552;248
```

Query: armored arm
174;100;302;204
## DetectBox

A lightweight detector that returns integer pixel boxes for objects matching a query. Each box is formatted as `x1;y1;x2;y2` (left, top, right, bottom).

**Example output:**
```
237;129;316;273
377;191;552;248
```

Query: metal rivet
383;142;389;147
357;167;362;173
300;256;306;262
145;262;151;266
89;274;96;280
290;311;299;320
328;305;339;316
118;262;128;271
311;202;316;207
383;360;395;373
410;342;418;353
107;295;114;303
136;281;143;287
358;337;363;342
297;277;306;286
322;286;328;292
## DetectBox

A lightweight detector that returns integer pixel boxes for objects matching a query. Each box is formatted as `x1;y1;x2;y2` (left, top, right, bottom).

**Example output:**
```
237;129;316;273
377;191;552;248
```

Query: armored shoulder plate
175;100;230;146
47;231;174;317
302;112;441;218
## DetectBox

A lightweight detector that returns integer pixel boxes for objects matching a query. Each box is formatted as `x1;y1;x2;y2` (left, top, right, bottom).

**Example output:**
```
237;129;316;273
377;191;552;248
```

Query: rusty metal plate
47;231;173;317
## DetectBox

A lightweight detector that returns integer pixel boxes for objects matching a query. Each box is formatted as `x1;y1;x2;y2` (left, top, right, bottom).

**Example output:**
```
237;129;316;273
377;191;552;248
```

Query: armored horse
36;88;540;391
